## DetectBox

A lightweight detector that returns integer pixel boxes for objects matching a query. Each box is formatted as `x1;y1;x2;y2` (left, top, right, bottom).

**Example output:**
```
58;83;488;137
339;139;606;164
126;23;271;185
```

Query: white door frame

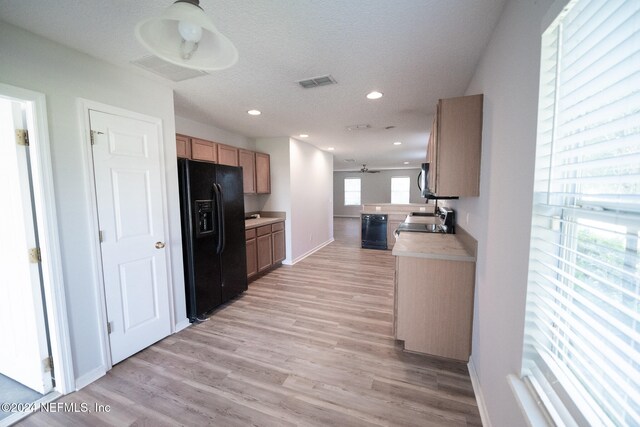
78;99;176;371
0;83;74;394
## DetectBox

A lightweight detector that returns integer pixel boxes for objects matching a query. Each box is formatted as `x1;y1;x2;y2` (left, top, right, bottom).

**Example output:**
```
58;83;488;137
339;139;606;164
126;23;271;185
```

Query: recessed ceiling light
299;134;309;138
327;147;335;151
404;161;410;165
393;141;402;145
247;109;261;116
366;91;383;100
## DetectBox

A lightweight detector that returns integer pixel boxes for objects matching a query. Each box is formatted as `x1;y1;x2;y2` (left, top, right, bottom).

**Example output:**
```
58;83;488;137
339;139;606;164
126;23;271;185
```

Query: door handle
155;241;165;249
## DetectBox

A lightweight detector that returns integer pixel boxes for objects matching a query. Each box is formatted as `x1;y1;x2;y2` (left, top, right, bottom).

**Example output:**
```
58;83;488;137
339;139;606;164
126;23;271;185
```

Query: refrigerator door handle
213;183;226;255
216;183;226;254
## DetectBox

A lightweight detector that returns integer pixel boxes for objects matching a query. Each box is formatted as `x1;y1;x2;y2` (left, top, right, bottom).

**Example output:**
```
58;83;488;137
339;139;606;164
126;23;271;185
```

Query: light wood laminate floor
19;217;481;426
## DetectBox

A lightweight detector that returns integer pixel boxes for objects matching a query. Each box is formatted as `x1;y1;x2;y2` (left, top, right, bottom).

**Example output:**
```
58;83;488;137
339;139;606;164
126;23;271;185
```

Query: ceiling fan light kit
135;0;238;71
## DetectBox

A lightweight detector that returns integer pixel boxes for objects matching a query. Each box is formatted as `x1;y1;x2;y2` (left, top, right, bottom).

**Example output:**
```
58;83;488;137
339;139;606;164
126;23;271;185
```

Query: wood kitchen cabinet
256;227;273;273
427;94;483;197
238;149;256;194
394;238;476;362
217;143;239;166
255;152;271;194
245;228;258;279
246;220;285;281
272;222;285;263
176;134;191;158
191;137;217;163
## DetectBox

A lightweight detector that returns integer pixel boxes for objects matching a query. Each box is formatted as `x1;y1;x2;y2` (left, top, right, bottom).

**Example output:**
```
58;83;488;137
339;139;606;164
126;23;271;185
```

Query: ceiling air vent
297;75;337;89
131;55;209;82
346;124;371;131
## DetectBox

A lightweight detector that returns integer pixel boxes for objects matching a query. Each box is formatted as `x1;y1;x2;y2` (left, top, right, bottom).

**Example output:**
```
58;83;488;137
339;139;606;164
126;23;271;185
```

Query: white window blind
522;0;640;425
391;176;411;204
344;178;361;206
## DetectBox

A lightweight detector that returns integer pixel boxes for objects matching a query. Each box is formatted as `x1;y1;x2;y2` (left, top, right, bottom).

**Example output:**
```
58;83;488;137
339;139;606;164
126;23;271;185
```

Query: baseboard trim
74;366;106;391
283;238;334;265
333;215;360;218
468;357;492;427
174;318;191;333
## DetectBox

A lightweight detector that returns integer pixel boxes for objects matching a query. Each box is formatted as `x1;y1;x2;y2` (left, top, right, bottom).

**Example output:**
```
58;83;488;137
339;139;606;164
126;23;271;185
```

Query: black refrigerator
178;159;248;322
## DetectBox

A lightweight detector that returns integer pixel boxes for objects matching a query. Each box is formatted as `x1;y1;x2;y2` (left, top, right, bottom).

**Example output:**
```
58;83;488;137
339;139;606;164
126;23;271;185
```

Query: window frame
343;177;361;206
390;176;411;204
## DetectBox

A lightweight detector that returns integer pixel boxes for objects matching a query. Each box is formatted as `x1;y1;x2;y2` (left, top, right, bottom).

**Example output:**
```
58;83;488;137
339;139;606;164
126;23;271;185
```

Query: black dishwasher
361;214;388;250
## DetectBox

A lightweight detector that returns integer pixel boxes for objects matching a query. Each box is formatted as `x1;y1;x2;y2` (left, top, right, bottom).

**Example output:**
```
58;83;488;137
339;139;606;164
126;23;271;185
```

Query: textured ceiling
0;0;506;171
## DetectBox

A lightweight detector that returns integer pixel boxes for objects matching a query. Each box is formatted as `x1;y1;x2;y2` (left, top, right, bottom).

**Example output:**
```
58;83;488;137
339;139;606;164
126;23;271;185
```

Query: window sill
508;374;552;427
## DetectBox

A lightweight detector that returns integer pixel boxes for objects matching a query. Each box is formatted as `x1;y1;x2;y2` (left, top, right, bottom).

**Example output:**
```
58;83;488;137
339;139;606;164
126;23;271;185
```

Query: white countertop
392;232;476;262
245;217;284;229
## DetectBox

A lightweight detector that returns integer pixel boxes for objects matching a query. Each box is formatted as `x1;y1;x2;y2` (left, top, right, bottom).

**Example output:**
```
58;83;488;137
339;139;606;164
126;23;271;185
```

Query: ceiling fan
360;164;380;173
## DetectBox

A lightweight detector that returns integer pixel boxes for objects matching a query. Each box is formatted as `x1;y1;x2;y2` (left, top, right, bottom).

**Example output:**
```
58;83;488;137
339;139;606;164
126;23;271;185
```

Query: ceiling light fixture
327;147;335;151
299;134;309;138
247;109;261;116
404;161;410;165
135;0;238;71
366;91;384;100
393;141;402;145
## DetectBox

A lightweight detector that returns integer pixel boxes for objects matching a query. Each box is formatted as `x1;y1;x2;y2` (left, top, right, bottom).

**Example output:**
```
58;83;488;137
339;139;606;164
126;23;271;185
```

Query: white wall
448;0;554;425
174;115;265;213
290;138;334;262
333;169;424;217
255;137;293;262
0;23;186;384
255;137;333;264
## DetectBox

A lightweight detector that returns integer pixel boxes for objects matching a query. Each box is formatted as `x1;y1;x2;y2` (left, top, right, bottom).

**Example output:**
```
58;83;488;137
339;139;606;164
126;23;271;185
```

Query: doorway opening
0;84;72;425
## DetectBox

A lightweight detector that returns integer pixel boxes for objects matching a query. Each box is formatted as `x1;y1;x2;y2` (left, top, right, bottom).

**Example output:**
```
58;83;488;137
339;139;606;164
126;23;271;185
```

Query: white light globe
178;20;203;42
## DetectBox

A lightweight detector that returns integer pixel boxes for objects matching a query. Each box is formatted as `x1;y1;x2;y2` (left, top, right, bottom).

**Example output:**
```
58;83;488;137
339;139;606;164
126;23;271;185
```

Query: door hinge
15;129;29;146
90;130;104;145
43;356;53;372
107;321;113;334
28;247;41;263
99;230;104;243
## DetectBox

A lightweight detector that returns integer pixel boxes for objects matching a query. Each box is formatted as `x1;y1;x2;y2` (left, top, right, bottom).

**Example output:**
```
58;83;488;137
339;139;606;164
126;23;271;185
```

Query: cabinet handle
155;241;165;249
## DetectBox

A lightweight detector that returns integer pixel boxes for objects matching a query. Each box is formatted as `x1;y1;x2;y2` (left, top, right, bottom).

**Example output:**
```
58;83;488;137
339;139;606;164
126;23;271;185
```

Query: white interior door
89;109;171;365
0;98;53;394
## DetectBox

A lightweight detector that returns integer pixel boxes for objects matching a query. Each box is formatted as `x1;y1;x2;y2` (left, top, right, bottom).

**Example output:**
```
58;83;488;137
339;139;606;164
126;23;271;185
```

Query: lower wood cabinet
257;227;273;273
394;256;475;361
272;222;285;263
245;228;257;279
246;220;285;280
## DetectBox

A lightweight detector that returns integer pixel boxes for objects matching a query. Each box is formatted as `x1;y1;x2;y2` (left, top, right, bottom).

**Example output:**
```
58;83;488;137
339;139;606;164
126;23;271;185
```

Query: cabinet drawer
257;225;271;237
271;221;284;232
245;228;256;240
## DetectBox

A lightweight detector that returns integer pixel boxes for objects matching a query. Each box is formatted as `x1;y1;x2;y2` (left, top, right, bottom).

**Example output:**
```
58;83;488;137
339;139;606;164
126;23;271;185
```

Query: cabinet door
246;238;257;279
255;152;271;194
427;108;439;194
272;225;285;263
217;144;239;166
257;234;273;272
238;149;256;194
176;134;191;159
191;138;217;163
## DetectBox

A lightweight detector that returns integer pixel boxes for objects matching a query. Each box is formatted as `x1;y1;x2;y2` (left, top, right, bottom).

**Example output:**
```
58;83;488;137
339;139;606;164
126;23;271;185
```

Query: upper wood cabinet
238;149;256;194
176;134;191;159
217;144;239;166
176;134;270;195
427;94;483;197
255;152;271;194
191;138;217;163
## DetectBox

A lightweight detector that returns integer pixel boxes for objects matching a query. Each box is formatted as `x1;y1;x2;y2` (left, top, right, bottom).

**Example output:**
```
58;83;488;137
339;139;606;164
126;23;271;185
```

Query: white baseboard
74;366;106;391
283;238;334;265
468;357;492;427
333;215;359;218
174;318;191;333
